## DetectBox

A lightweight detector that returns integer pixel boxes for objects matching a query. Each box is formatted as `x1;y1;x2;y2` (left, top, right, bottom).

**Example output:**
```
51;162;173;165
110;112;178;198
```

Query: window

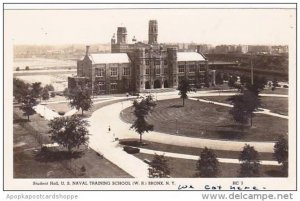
188;76;196;86
178;65;185;73
110;67;118;77
146;67;150;75
188;76;195;81
199;65;206;72
156;67;160;75
164;60;168;65
164;67;168;74
146;60;150;65
111;83;117;90
155;60;160;65
123;67;130;76
189;65;196;73
95;81;105;92
95;68;105;77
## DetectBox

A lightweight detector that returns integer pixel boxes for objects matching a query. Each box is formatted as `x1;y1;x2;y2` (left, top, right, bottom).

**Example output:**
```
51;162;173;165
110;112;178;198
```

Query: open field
199;96;288;116
134;153;285;178
13;106;130;178
15;73;75;91
121;98;288;142
13;58;76;70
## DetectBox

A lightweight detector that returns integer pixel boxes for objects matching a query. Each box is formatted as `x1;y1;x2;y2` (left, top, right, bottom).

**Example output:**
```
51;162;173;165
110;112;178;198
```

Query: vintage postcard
3;3;297;191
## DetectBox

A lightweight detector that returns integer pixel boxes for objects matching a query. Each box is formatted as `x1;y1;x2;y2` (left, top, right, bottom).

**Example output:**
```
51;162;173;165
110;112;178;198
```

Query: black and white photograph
3;3;297;192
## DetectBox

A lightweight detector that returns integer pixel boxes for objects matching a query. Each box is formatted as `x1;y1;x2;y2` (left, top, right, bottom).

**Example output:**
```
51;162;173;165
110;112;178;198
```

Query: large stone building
68;20;209;94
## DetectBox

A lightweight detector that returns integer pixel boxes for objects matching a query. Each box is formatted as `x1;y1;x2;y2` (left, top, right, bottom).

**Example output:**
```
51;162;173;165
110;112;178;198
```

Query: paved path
34;96;129;121
88;105;149;178
138;147;280;166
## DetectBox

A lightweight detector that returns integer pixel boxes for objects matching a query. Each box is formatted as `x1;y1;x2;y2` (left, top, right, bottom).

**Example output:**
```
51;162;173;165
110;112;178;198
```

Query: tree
239;144;260;177
228;75;238;88
148;154;171;178
178;79;191;106
13;78;30;103
227;90;260;128
242;76;267;96
20;95;37;121
196;147;219;177
274;135;288;174
215;72;224;85
272;78;279;91
130;95;156;143
50;92;56;98
66;87;93;115
44;84;55;91
48;115;90;152
41;88;50;101
31;82;43;100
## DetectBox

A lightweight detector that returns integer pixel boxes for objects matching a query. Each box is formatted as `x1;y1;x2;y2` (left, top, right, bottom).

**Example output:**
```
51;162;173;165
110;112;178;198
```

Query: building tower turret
117;27;127;44
148;20;158;44
111;33;116;44
167;47;178;89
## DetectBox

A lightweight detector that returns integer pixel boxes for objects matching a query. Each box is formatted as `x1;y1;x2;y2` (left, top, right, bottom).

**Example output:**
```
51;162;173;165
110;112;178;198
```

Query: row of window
95;67;130;77
178;65;206;73
145;60;168;66
95;65;206;77
145;67;168;75
95;82;118;90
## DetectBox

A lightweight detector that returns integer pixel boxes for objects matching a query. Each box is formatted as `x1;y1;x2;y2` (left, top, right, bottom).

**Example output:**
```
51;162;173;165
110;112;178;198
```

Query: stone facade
68;20;209;94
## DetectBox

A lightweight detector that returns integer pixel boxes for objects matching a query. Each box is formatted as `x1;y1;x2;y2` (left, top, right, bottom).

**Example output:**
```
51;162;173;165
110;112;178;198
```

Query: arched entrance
163;80;169;88
145;81;150;89
154;80;161;89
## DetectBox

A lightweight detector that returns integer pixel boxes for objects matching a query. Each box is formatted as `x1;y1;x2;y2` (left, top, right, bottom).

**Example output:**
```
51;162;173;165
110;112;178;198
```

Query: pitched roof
177;52;206;62
88;53;130;64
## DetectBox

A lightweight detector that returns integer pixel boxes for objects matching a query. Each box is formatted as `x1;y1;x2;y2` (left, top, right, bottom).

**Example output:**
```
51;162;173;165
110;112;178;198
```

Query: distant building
236;45;248;54
248;45;271;54
68;20;209;94
271;45;288;54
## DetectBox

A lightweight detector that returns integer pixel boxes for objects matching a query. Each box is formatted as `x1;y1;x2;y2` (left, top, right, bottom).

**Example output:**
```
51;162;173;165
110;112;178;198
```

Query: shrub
16;67;20;71
119;140;143;147
58;111;65;116
283;85;288;88
25;66;30;70
81;165;86;172
50;92;56;97
123;146;140;154
41;146;48;153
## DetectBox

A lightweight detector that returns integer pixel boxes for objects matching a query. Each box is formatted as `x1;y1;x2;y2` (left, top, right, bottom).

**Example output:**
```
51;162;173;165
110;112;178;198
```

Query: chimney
86;45;90;56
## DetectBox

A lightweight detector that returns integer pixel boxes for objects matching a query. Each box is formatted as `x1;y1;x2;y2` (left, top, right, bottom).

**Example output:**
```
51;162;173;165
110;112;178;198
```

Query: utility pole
251;52;254;85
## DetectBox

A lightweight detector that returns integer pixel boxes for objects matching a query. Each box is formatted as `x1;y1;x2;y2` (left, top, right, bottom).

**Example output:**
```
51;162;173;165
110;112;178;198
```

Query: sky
4;8;296;46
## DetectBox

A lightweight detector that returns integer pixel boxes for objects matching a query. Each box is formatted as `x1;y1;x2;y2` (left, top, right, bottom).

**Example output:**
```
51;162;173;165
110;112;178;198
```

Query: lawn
121;98;288;142
134;153;285;178
200;96;288;116
13;106;131;178
119;139;274;161
46;97;134;118
261;88;288;95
